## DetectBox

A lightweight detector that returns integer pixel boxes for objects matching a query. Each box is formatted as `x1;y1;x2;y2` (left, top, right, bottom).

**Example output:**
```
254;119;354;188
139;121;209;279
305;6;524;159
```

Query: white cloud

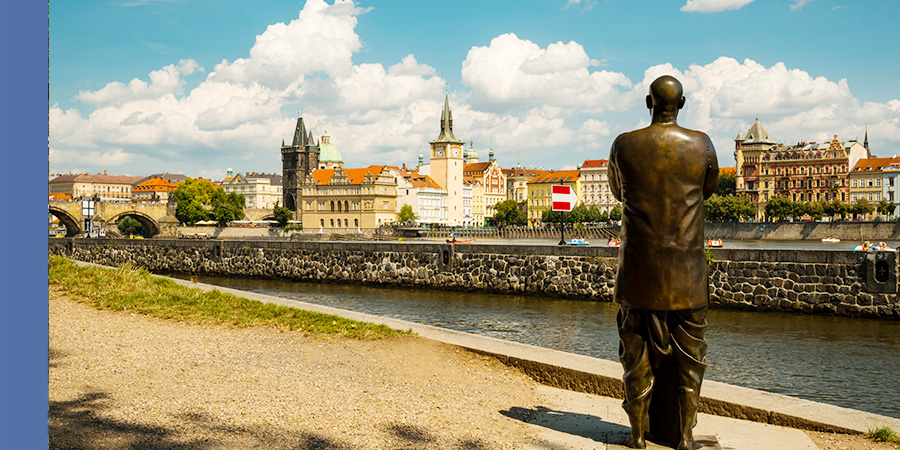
680;0;755;13
74;59;201;107
630;57;900;163
790;0;814;11
461;33;631;113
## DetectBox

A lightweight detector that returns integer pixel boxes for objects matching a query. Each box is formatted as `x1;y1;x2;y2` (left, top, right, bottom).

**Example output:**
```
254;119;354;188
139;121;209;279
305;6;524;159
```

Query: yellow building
299;165;397;231
464;160;507;226
526;170;581;226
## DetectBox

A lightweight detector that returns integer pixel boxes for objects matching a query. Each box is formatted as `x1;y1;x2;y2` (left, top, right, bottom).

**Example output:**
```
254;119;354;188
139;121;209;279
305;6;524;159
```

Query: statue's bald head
646;75;685;120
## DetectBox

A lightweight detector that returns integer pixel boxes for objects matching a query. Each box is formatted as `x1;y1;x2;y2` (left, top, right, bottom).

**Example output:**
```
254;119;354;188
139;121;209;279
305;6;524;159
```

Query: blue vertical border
1;1;49;447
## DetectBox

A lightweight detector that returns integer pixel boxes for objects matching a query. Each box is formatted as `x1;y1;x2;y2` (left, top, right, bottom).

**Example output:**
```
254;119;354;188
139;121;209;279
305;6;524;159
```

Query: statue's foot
624;433;646;449
676;437;702;450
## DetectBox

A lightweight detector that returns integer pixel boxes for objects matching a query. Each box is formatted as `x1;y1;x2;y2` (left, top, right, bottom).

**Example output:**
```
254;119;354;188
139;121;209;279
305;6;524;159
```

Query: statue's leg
618;306;653;449
671;307;708;450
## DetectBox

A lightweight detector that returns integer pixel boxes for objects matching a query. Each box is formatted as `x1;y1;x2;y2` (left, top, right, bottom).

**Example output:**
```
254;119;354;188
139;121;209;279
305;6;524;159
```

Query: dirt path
49;288;541;449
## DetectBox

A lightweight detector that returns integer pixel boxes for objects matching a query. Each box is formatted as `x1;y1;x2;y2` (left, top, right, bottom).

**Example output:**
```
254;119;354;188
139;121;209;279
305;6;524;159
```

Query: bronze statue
608;75;719;450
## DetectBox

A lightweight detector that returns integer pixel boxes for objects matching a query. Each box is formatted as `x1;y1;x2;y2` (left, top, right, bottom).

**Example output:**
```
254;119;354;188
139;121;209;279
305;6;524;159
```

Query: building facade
464;160;507;226
132;177;179;203
526;170;581;225
395;167;448;226
300;165;397;231
735;119;870;219
883;161;900;217
428;95;466;226
579;159;618;213
48;173;144;201
221;172;284;209
281;117;320;212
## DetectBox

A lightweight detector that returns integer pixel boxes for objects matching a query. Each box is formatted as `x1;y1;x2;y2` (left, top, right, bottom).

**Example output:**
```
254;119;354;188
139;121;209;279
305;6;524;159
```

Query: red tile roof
529;170;580;184
311;165;388;185
581;159;608;168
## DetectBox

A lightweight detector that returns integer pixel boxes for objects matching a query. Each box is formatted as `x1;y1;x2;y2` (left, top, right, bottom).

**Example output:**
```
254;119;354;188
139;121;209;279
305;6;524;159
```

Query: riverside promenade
50;262;900;450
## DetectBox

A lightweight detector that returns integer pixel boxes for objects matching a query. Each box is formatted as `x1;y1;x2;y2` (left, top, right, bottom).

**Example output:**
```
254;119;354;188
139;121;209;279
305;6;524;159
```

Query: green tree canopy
493;200;526;227
117;216;145;236
397;204;415;223
876;198;897;217
714;170;736;196
764;195;793;222
609;204;622;221
273;202;293;227
173;177;245;226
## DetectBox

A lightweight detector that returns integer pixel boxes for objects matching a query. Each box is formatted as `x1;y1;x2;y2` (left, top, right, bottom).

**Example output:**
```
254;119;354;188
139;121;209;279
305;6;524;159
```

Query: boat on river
822;238;841;243
567;239;589;246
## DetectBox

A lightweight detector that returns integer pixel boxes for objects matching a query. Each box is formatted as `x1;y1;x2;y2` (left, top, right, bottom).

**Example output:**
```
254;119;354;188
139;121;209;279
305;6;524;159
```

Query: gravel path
49;287;541;449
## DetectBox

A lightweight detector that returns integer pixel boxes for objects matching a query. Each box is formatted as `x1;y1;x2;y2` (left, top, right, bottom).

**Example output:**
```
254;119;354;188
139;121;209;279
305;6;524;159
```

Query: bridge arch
48;207;81;237
107;211;161;237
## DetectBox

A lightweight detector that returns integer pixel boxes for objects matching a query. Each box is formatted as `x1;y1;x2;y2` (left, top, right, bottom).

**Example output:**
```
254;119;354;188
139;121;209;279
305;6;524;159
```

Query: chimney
104;170;107;175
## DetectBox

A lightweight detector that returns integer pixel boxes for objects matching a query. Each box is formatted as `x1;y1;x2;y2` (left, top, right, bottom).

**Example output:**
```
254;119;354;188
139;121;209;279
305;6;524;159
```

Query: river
172;272;900;419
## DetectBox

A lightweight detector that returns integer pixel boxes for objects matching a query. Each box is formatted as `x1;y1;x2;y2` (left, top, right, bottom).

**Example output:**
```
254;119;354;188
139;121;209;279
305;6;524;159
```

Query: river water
175;271;900;419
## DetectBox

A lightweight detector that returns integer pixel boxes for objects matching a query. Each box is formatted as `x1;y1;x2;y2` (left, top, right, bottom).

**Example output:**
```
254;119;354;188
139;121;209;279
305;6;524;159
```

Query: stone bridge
48;201;278;237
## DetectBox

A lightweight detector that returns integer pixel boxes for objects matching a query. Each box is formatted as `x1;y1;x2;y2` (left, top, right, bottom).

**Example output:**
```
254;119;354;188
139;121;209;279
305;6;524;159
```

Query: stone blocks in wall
49;239;899;320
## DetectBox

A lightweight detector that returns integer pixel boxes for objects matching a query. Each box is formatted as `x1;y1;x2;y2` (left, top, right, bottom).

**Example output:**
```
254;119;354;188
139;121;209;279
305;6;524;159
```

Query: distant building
281;116;320;212
300;165;397;231
735;119;870;219
527;170;581;226
579;159;618;213
48;172;144;201
221;172;283;209
394;167;448;226
132;177;180;203
464;159;506;226
502;166;547;206
428;95;466;225
883;161;900;217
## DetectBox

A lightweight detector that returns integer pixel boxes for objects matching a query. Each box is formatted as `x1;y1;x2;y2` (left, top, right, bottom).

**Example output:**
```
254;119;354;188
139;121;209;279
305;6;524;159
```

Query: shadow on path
501;405;631;445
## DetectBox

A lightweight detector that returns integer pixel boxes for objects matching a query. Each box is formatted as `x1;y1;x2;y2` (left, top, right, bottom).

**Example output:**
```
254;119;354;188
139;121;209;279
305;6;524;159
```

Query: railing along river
170;270;900;419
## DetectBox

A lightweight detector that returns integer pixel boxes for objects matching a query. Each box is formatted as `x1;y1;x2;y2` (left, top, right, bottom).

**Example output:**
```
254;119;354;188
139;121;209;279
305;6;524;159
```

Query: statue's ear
678;96;686;110
645;95;653;110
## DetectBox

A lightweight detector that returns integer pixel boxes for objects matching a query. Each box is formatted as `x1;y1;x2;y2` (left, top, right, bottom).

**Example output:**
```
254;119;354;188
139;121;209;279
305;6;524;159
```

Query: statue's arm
609;139;622;202
702;134;719;199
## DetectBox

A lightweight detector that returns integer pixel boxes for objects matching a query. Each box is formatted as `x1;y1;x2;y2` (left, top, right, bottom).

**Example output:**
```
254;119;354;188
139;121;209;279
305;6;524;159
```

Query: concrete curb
70;260;900;435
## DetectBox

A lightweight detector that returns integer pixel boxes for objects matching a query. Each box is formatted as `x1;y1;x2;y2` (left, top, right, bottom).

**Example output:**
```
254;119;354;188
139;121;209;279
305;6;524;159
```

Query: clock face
452;148;458;157
436;149;444;157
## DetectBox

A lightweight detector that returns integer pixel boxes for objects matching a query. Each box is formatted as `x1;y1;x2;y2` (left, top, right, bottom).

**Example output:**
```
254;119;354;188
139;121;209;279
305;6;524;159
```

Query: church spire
431;94;464;144
864;125;869;151
291;116;307;147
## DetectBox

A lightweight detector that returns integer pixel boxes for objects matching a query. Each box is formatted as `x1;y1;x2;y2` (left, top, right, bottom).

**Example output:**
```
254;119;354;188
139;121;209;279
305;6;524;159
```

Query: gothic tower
281;116;319;211
429;95;465;225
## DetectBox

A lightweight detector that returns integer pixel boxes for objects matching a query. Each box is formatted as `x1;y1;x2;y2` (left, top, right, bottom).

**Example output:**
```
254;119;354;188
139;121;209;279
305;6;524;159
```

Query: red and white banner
551;185;578;212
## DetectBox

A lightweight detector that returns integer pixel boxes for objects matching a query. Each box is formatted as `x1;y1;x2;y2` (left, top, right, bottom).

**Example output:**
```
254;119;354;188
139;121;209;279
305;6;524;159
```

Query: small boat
706;239;724;248
447;237;475;243
567;239;589;246
822;238;841;243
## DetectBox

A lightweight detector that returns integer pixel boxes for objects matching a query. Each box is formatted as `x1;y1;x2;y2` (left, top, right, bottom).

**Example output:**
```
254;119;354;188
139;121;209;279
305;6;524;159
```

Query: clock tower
430;94;465;225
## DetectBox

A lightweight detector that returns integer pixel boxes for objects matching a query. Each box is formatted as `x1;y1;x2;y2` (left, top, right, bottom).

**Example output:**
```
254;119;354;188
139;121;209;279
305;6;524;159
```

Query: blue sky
49;0;900;179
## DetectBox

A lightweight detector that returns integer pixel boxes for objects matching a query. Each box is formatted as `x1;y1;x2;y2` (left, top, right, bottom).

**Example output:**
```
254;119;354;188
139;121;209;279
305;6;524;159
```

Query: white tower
429;94;465;226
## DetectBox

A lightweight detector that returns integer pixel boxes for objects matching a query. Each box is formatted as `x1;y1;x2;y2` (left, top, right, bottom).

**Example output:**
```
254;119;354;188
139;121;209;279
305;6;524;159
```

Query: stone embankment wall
706;221;900;241
49;239;899;320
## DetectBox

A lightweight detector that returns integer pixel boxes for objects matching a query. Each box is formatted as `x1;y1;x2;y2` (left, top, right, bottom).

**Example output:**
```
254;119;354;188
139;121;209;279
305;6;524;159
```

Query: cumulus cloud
74;59;201;107
681;0;755;13
790;0;815;11
461;33;631;113
630;57;900;162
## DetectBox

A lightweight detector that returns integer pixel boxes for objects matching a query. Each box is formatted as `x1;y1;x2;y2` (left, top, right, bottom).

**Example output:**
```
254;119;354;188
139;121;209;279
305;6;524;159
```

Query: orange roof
581;159;608;168
851;157;900;172
49;193;72;200
719;167;736;176
311;165;388;185
529;170;580;184
464;162;492;174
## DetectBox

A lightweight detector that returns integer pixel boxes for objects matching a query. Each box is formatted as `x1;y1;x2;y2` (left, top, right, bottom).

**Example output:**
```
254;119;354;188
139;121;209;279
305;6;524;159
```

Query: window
852;179;858;187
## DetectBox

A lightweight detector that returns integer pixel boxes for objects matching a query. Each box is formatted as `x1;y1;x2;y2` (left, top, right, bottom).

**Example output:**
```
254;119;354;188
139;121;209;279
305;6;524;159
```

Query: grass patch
867;426;900;444
49;256;410;339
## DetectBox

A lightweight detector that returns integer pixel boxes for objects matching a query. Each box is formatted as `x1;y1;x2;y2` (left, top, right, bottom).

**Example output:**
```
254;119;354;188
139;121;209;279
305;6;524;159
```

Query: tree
117;215;145;236
173;178;219;225
806;201;825;221
493;200;526;227
541;209;563;224
714;170;736;196
764;195;792;222
212;192;246;226
704;194;726;222
273;201;293;227
851;198;875;220
823;200;848;220
876;199;897;218
397;204;415;223
609;204;622;222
